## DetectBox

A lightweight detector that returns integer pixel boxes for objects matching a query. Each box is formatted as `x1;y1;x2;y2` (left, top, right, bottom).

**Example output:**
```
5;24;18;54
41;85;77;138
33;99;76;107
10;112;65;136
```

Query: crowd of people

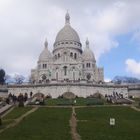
5;92;33;105
105;91;124;103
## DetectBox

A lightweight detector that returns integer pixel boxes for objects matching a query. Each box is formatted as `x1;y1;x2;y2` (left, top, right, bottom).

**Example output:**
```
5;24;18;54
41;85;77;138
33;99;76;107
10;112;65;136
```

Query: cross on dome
44;38;48;49
65;10;70;24
86;38;89;48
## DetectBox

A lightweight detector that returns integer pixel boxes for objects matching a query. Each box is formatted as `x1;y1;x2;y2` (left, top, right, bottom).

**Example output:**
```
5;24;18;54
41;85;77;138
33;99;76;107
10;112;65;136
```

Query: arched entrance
33;93;45;99
62;92;76;99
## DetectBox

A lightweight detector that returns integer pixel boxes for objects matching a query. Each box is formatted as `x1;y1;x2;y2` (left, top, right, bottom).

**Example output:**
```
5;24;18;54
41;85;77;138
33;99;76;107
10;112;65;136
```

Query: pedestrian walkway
0;104;13;115
69;106;81;140
131;106;140;112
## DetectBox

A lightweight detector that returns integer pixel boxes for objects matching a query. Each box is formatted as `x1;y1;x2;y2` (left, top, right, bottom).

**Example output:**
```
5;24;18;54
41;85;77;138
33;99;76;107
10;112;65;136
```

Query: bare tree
14;74;25;84
0;69;5;85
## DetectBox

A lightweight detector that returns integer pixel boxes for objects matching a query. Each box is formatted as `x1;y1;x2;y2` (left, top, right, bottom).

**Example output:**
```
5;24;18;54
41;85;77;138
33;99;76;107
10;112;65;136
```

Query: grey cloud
0;0;140;76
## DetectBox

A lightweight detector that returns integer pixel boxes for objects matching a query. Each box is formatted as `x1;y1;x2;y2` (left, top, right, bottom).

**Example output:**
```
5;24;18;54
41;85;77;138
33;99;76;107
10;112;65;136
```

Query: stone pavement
0;104;13;116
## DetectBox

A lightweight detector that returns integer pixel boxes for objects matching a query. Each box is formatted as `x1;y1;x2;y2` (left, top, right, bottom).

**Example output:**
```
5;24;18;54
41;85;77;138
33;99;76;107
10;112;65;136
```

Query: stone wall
128;84;140;98
8;83;128;98
0;85;8;98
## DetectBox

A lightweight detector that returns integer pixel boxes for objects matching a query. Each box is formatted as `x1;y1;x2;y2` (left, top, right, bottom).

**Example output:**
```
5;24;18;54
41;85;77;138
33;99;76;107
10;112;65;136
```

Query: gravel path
69;106;81;140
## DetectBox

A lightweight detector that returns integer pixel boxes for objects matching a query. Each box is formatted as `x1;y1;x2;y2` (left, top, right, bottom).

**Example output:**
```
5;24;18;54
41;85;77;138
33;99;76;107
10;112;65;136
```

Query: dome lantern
65;10;70;24
44;38;48;49
86;38;89;48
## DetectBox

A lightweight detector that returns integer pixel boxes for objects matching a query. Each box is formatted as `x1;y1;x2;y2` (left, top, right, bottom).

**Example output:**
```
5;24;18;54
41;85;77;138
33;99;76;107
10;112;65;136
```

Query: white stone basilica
8;12;129;98
31;12;104;84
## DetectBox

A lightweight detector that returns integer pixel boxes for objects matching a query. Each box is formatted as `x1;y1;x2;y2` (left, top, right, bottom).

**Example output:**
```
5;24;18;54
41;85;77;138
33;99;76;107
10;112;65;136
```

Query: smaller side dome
82;39;96;61
39;39;52;61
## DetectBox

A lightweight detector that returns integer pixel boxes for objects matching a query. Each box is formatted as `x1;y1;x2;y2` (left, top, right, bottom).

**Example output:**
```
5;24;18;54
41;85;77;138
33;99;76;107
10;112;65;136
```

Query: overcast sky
0;0;140;81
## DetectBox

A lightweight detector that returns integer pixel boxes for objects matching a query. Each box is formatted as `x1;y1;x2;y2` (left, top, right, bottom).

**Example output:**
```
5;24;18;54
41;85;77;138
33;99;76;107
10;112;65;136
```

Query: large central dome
55;24;80;43
54;12;81;44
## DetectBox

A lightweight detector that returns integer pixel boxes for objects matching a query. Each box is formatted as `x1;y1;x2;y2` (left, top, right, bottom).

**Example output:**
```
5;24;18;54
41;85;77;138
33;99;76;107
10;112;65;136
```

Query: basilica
8;12;129;98
31;12;104;84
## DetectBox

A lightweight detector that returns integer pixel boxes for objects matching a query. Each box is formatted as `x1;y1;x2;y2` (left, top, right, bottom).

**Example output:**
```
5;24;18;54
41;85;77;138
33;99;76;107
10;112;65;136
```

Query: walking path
131;106;140;112
0;107;38;134
1;106;15;118
69;106;81;140
0;104;13;116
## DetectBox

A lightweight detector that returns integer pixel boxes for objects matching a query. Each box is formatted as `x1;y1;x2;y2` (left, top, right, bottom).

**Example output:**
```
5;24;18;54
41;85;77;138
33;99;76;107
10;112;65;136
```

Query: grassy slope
0;108;71;140
45;98;105;106
3;107;32;120
45;98;73;105
76;106;140;140
132;98;140;106
0;107;32;130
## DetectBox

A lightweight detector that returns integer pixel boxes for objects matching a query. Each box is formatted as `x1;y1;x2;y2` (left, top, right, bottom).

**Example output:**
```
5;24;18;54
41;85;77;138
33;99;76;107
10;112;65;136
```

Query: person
12;94;17;104
6;98;9;104
18;93;24;107
24;93;28;102
30;92;33;98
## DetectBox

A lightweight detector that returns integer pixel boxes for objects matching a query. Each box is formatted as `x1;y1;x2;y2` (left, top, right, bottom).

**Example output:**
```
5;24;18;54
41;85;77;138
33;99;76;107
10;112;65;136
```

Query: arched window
74;53;77;59
43;64;47;69
73;72;75;81
70;52;73;57
64;66;67;76
89;63;90;68
56;72;58;81
58;53;60;58
86;63;90;68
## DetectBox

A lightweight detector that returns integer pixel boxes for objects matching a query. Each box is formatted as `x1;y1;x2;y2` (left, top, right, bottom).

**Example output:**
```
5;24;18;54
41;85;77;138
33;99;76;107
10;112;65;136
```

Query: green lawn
132;98;140;102
45;98;105;106
1;106;140;140
0;107;32;130
3;107;32;120
0;108;72;140
131;98;140;106
45;98;74;106
136;106;140;109
76;106;140;140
